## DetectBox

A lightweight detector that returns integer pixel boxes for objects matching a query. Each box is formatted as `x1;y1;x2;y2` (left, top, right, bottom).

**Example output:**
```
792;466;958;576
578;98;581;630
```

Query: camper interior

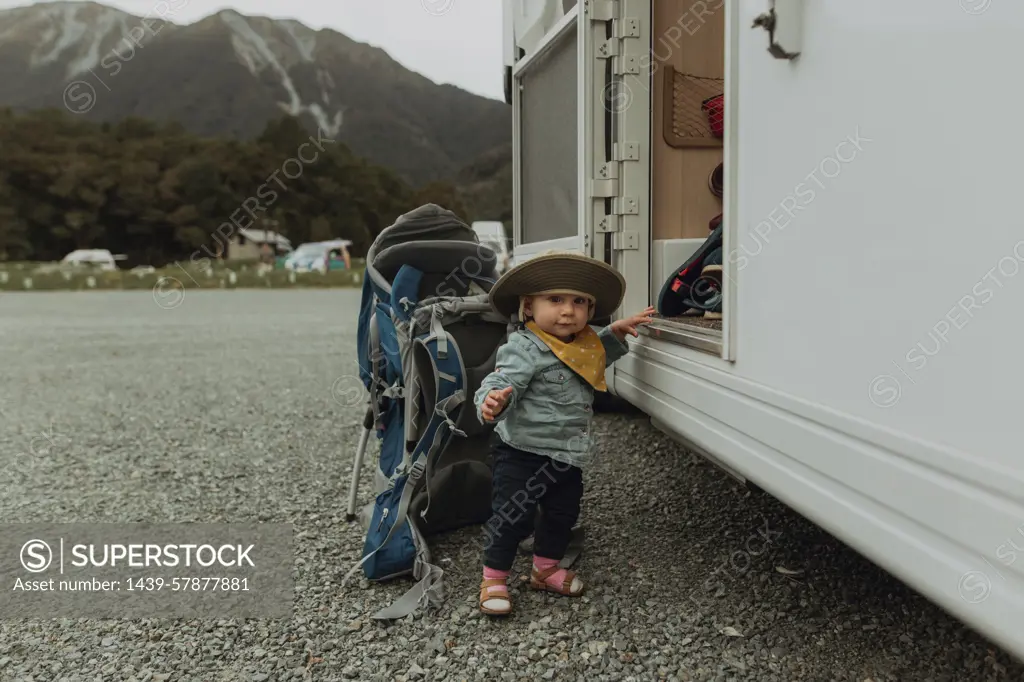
646;0;728;353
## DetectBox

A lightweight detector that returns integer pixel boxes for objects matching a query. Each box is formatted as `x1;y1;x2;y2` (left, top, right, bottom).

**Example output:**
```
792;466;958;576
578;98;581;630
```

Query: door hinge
596;162;619;181
596;214;619;234
585;0;617;22
612;142;639;161
612;231;639;251
613;55;640;75
596;39;620;59
611;196;639;215
590;178;618;198
612;18;639;38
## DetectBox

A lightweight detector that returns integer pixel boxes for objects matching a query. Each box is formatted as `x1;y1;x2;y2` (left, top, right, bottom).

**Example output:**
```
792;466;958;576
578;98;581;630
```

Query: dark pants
482;439;583;571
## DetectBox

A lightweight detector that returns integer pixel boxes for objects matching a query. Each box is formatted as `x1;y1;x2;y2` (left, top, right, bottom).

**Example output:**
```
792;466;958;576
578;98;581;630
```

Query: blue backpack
342;204;510;619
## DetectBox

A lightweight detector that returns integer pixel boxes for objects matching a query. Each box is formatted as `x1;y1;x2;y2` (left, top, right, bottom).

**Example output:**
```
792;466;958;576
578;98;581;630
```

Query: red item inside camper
701;95;724;138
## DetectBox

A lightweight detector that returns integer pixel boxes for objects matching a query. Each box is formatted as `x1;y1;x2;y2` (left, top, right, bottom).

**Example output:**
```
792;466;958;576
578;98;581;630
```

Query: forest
0;108;480;266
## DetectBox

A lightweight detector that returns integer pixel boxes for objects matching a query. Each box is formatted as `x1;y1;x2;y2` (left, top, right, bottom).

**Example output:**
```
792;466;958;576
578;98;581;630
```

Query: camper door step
639;316;722;354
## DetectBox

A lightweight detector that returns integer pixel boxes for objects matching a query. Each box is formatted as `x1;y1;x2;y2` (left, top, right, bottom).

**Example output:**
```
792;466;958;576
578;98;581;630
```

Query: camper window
518;17;578;246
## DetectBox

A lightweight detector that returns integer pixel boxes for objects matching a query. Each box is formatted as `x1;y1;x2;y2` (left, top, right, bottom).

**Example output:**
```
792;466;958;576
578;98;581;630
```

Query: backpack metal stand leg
346;406;374;522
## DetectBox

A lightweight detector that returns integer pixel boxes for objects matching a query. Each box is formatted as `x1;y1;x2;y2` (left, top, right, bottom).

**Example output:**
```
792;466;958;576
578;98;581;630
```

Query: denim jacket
473;325;631;469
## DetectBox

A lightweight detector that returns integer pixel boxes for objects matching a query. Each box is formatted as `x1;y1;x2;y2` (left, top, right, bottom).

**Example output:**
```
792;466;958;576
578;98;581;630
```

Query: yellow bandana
526;321;608;392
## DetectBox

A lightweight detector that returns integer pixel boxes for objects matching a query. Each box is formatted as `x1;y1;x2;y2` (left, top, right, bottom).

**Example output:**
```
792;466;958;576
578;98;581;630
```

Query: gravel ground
0;289;1020;682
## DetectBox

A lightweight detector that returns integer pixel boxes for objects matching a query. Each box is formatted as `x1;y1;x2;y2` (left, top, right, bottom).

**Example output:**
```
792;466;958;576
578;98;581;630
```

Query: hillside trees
0;108;486;265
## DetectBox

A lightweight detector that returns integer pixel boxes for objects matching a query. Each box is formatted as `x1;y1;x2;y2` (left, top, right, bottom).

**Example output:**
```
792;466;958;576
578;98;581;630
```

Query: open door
510;0;590;263
509;0;646;321
585;0;651;323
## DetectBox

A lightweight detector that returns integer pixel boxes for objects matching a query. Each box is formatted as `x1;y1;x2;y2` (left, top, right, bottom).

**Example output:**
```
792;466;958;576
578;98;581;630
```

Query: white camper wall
731;1;1024;470
747;0;1024;651
618;0;1024;660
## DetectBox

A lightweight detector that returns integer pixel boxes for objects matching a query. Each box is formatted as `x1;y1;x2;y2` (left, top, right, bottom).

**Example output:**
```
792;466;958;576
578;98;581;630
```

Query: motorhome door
509;0;594;263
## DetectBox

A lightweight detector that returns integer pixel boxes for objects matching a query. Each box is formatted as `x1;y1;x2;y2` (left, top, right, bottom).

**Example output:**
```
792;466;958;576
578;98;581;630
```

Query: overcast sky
0;0;506;100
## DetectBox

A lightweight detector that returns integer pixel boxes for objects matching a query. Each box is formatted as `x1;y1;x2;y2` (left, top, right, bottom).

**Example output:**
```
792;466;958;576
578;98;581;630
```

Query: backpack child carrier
342;204;511;619
656;220;724;318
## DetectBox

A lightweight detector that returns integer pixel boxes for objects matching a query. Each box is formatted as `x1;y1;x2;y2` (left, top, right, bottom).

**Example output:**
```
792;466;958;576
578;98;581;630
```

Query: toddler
473;251;654;615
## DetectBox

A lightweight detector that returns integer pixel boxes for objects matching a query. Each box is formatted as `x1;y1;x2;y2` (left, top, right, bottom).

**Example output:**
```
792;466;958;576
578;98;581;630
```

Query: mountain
0;1;512;190
456;141;513;226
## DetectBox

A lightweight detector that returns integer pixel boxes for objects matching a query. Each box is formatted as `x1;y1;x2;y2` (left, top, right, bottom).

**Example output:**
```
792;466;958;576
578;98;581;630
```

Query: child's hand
481;386;514;421
611;306;656;341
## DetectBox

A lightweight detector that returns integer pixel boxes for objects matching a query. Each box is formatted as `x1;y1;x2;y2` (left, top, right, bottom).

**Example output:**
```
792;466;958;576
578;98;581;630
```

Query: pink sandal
529;566;585;597
479;578;512;615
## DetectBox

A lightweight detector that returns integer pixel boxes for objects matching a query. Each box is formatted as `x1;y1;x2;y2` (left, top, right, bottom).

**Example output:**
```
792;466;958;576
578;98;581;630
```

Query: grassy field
0;259;365;292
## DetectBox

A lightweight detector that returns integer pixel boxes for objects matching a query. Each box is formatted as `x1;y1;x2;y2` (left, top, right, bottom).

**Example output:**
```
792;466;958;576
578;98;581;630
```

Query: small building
227;228;293;263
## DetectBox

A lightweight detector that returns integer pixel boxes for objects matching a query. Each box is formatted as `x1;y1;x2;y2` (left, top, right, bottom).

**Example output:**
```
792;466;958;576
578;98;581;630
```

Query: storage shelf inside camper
650;0;726;354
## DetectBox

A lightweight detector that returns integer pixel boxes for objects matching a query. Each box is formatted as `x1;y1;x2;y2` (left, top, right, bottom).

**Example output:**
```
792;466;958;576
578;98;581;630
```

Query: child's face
524;294;590;339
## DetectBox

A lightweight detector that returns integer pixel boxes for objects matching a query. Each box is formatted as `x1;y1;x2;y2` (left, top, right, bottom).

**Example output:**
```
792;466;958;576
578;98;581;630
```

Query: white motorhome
472;220;512;274
60;249;126;271
503;0;1024;662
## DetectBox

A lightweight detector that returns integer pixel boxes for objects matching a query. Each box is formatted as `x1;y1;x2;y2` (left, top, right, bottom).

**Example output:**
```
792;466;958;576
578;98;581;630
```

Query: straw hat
488;251;626;321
